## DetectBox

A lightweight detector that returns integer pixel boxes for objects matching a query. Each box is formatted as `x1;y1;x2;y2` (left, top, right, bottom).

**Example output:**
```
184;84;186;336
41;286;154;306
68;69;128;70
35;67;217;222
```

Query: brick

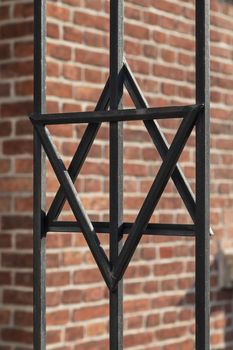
0;83;10;97
46;253;60;268
143;281;158;294
63;251;82;265
0;43;11;60
47;271;70;287
0;21;33;39
2;253;32;268
15;80;33;96
14;41;33;58
74;339;108;350
63;26;82;43
63;64;81;81
84;31;107;48
47;43;72;61
0;178;32;192
47;63;59;79
0;5;9;20
146;313;160;327
74;11;108;31
47;22;60;39
1;101;33;117
86;322;106;337
73;304;108;322
47;330;62;344
163;310;177;324
47;81;73;98
3;289;32;305
0;234;11;248
2;329;32;344
2;215;32;230
156;326;187;340
16;120;33;136
125;40;141;55
15;272;33;287
65;326;84;341
125;22;149;39
154;64;185;81
82;286;106;302
0;272;11;285
3;140;32;155
74;268;102;284
13;3;33;17
154;262;183;276
0;195;11;210
46;291;61;307
75;86;102;102
0;310;10;325
124;331;153;347
152;295;181;309
62;289;82;304
47;310;70;326
16;233;32;249
127;315;143;329
84;68;102;83
83;0;102;10
75;48;108;67
14;311;32;327
124;299;150;313
47;3;70;21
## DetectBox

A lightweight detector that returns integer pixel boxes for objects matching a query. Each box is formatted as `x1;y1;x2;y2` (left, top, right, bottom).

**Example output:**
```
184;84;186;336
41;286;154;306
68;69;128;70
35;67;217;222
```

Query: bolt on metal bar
109;0;124;348
195;0;210;349
33;0;46;349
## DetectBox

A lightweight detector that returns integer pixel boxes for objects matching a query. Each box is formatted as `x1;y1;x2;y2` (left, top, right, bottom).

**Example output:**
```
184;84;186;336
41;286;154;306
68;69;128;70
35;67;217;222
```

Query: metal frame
32;0;210;349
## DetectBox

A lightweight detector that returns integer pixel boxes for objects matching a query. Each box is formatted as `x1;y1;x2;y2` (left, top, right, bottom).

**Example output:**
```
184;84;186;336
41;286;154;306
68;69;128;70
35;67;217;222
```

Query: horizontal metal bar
30;105;199;125
47;221;195;237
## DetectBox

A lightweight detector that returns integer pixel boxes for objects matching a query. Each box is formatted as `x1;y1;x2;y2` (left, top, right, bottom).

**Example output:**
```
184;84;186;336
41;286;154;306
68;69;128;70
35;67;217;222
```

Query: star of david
30;61;204;291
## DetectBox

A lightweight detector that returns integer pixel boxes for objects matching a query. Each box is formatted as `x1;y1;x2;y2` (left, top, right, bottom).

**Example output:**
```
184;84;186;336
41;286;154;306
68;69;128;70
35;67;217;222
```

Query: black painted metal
195;0;210;349
30;105;199;125
33;1;46;349
109;1;124;349
32;0;210;348
48;222;196;236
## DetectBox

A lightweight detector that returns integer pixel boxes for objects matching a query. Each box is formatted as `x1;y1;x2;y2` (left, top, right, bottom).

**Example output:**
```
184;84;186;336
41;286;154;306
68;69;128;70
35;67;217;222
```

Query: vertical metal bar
195;0;210;349
109;1;124;349
33;0;46;349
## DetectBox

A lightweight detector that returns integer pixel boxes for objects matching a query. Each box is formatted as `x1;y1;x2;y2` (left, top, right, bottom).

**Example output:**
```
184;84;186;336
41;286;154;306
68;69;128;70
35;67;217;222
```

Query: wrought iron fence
32;0;210;349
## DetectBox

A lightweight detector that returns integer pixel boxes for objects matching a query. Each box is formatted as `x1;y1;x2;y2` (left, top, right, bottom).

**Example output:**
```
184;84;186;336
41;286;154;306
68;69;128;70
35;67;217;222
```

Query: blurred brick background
0;0;233;349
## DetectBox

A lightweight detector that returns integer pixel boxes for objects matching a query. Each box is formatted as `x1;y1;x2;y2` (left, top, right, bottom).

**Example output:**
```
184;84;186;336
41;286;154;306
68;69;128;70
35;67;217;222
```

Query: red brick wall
0;0;233;349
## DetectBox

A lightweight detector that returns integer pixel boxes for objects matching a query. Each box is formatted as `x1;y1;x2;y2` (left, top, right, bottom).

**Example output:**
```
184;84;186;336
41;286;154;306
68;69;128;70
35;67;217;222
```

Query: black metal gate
32;0;210;349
